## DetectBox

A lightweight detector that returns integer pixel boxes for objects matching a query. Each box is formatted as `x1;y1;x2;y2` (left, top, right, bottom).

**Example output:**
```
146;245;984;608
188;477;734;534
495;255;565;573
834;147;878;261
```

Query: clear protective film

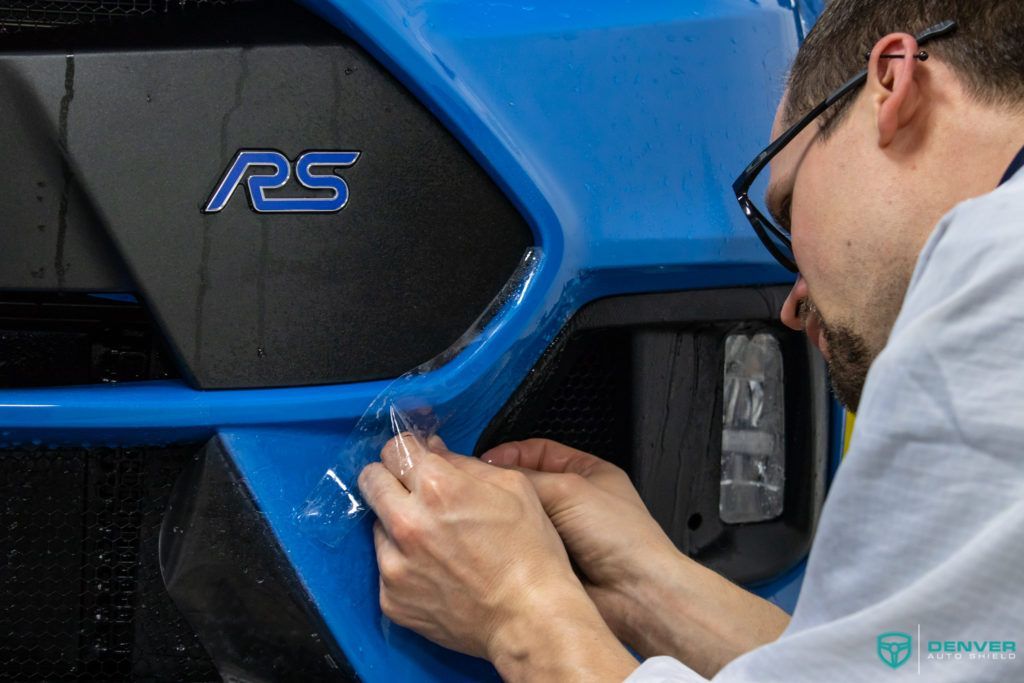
295;248;542;547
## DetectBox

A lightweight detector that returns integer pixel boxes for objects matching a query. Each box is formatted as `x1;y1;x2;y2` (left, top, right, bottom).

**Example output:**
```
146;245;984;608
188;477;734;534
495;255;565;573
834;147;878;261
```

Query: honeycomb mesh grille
0;0;245;33
477;329;632;467
0;447;219;681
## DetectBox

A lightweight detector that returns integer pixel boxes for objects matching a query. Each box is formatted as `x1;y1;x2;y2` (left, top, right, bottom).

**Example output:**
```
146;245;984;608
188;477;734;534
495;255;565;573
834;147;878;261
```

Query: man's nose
780;276;809;331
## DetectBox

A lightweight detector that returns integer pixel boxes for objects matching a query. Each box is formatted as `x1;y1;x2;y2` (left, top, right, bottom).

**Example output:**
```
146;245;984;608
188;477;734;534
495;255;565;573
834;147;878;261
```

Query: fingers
380;432;453;491
481;438;606;477
435;449;504;478
372;520;403;594
379;431;531;499
425;433;507;479
380;432;429;477
373;519;397;564
358;461;409;525
482;439;643;508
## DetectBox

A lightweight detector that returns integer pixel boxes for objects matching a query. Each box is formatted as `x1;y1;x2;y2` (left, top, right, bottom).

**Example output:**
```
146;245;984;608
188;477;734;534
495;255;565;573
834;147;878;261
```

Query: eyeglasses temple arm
732;19;957;196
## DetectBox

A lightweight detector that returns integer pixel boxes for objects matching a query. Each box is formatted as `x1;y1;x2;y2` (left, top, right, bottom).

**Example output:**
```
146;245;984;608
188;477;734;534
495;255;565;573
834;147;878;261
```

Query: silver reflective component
720;332;785;523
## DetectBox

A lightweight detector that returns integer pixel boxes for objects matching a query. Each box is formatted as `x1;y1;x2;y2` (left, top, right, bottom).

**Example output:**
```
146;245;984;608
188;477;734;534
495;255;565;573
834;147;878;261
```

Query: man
356;1;1024;680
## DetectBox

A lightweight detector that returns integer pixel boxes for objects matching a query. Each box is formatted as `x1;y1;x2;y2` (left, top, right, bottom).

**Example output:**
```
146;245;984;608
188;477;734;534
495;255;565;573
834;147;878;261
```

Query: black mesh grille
0;293;179;389
0;446;219;681
476;329;632;468
0;0;245;33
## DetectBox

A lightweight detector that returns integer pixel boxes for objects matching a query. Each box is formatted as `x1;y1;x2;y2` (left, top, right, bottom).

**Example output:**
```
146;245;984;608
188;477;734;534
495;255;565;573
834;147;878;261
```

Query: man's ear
868;33;922;147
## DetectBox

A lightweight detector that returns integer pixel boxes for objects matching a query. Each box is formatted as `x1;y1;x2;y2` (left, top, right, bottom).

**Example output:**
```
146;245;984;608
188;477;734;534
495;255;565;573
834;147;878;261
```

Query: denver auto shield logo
878;631;913;669
203;149;360;213
876;626;1018;671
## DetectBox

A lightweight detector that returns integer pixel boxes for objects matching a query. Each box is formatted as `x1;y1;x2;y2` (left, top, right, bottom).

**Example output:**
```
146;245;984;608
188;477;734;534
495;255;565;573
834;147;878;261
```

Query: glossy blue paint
794;0;826;37
0;1;826;679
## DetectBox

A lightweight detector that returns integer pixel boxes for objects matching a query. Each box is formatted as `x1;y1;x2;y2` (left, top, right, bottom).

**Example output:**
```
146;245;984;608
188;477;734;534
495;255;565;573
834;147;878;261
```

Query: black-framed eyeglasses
732;19;958;273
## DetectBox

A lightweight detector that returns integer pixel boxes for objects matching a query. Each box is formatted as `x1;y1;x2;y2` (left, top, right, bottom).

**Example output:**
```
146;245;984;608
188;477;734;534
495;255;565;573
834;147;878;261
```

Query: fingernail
483;444;518;467
427;434;447;452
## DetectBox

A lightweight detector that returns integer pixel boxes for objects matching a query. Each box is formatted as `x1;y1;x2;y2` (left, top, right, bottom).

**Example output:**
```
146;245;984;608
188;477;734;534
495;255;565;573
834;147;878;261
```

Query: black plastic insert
160;436;354;681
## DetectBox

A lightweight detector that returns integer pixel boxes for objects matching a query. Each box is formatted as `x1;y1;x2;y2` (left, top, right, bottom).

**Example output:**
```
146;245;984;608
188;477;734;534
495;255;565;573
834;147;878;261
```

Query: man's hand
482;439;791;678
358;434;637;683
482;437;681;616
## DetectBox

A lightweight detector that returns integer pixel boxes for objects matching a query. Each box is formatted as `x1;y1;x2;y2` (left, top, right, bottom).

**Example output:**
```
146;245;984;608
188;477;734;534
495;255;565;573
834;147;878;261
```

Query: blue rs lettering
203;149;360;214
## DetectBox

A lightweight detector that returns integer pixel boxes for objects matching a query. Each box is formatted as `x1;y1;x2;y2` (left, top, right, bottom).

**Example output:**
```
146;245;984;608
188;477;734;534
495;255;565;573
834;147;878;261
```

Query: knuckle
387;512;420;545
419;469;446;495
552;472;586;498
607;464;631;484
417;465;454;505
497;468;529;490
378;554;406;585
418;475;444;504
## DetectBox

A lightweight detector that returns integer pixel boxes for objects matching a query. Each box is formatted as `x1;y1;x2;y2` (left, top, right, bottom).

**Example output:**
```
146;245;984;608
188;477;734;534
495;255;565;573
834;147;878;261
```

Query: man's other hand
481;439;680;626
482;439;791;678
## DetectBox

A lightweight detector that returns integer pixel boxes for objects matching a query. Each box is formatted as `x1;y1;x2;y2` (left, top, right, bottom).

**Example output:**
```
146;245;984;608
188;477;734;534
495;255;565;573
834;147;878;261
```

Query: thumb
481;438;605;476
483;439;635;500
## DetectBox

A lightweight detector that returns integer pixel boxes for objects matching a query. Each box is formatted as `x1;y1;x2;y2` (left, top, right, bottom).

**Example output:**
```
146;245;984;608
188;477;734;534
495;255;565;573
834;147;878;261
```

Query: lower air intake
0;446;218;682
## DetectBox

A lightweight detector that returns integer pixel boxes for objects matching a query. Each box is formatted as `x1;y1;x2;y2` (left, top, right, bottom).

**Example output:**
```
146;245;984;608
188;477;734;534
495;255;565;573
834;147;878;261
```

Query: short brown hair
785;0;1024;136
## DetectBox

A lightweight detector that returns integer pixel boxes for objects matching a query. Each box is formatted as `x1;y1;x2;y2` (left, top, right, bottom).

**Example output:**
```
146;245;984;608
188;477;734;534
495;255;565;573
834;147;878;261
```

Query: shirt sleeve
625;656;709;682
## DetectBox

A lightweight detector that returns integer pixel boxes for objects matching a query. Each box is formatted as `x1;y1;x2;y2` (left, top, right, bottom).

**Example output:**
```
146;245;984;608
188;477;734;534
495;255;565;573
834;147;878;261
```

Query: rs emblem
203;149;361;213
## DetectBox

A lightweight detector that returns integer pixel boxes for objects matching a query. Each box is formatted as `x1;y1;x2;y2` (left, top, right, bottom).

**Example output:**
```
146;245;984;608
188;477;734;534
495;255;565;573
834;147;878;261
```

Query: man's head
769;0;1024;410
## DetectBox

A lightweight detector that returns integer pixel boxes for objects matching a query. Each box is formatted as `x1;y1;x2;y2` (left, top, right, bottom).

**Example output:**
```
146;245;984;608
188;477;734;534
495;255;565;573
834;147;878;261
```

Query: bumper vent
0;446;218;681
489;328;633;466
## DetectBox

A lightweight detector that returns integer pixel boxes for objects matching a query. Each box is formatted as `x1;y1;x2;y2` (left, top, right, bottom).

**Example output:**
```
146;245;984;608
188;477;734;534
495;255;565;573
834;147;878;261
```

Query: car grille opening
0;446;219;682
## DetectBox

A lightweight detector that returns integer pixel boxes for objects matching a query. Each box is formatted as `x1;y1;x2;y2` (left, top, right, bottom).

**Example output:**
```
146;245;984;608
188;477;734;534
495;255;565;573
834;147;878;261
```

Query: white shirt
627;166;1024;682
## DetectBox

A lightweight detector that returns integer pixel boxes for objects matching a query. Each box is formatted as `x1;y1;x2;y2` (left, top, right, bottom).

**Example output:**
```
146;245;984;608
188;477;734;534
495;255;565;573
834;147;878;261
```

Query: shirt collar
1000;144;1024;186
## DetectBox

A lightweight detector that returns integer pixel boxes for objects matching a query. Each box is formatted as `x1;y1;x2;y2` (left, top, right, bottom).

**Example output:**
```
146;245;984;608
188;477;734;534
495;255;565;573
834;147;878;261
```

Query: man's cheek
791;211;835;284
789;225;820;277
